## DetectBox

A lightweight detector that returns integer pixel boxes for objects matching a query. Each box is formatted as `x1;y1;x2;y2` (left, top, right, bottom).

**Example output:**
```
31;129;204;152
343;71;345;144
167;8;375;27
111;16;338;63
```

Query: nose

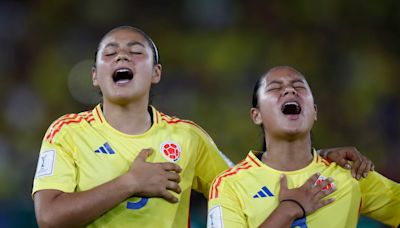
115;50;130;62
283;86;297;96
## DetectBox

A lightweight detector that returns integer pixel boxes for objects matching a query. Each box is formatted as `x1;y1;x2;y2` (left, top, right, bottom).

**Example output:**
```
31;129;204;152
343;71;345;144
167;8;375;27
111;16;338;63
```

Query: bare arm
259;173;336;228
34;148;182;228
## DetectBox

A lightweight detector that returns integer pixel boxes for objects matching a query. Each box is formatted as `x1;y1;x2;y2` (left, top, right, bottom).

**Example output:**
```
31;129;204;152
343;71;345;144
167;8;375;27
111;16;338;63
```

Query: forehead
264;68;306;83
99;28;148;48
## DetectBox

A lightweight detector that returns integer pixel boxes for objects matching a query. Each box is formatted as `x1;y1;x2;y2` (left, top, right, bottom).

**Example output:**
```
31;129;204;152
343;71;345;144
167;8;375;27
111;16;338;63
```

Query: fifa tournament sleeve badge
35;150;56;178
160;141;181;162
207;205;223;228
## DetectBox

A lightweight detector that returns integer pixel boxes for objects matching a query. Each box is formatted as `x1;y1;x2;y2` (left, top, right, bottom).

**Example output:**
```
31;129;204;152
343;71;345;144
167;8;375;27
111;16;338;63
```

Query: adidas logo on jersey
95;142;116;154
253;186;274;198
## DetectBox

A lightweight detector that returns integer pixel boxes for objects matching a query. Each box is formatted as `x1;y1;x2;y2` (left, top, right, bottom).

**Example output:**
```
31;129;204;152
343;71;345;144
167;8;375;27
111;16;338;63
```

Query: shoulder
216;152;262;179
313;153;352;175
209;158;260;199
155;108;211;137
360;171;400;191
44;110;94;143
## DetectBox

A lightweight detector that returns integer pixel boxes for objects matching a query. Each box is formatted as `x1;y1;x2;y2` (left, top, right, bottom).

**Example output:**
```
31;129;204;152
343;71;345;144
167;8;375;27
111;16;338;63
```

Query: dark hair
94;26;160;66
252;76;264;108
251;75;267;151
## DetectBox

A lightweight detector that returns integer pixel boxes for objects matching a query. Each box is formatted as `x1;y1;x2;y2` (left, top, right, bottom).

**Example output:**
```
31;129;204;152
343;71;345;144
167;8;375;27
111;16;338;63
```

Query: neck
102;99;152;135
261;134;313;171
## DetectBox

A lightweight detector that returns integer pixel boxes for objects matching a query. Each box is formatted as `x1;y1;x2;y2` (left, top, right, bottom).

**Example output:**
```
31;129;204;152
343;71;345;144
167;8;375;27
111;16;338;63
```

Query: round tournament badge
314;175;335;190
160;141;181;162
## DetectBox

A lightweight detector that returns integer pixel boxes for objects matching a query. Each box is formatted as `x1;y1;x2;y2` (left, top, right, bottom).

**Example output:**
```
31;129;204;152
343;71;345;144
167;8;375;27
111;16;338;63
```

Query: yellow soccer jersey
208;150;400;228
32;104;230;228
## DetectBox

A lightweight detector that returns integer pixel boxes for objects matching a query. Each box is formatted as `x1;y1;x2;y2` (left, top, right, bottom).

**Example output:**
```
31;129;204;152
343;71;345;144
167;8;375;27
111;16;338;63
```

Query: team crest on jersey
314;175;335;190
160;141;181;162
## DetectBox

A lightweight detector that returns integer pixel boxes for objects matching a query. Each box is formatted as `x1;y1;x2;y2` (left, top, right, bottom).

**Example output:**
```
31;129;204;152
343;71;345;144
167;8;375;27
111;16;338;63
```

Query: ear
250;107;263;125
92;67;98;87
151;64;162;84
313;104;318;121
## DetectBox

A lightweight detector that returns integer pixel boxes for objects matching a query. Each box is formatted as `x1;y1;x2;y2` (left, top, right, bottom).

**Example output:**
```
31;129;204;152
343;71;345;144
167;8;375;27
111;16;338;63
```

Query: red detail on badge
161;142;181;162
315;176;334;190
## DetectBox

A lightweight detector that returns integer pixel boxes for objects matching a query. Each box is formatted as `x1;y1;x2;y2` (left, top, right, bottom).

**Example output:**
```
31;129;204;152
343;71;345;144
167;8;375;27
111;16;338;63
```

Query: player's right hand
279;173;336;218
125;148;182;203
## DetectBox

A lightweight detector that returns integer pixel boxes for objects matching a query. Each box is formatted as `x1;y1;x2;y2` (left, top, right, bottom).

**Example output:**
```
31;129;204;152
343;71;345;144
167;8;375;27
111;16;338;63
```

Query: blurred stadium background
0;0;399;227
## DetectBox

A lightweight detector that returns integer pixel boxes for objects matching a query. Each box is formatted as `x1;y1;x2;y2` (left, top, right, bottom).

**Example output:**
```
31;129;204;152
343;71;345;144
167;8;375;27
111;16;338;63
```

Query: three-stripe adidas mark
253;186;274;198
95;142;116;154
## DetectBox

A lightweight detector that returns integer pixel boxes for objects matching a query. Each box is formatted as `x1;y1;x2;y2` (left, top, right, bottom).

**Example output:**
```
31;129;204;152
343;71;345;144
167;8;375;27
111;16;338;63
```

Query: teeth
285;101;298;105
116;68;130;73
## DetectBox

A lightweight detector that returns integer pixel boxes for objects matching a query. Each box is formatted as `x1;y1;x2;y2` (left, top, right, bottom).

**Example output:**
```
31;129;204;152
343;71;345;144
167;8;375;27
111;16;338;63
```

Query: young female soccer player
33;27;374;227
208;66;399;228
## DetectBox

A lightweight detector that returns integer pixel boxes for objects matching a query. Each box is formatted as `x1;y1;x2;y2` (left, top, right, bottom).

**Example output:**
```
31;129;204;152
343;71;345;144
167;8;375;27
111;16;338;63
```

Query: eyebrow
291;79;305;84
266;80;283;86
127;41;145;47
266;79;305;86
104;41;145;48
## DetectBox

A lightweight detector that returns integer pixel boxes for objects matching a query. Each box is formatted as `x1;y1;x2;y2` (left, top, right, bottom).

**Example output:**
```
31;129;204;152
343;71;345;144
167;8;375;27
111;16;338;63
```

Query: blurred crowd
0;0;399;227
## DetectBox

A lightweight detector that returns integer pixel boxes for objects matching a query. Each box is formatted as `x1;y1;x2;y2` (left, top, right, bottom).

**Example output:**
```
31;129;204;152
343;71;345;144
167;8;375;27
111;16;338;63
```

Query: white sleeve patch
207;205;223;228
35;150;56;178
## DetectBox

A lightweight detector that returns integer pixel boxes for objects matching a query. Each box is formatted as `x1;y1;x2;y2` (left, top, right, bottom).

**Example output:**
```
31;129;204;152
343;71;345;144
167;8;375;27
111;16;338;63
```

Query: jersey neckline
92;104;160;138
247;149;321;175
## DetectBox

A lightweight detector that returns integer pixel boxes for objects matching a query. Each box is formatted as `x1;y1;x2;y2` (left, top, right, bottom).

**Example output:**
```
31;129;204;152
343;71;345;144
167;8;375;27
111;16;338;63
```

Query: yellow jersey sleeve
191;125;231;198
32;121;77;195
208;179;247;228
360;171;400;227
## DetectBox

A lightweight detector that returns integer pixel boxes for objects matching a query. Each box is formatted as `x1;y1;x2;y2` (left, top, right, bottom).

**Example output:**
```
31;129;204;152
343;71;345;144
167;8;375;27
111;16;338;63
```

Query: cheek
94;65;106;77
132;54;148;62
259;101;277;120
92;69;110;87
96;54;109;65
96;51;116;67
96;58;109;69
303;103;317;120
137;60;156;75
95;60;113;76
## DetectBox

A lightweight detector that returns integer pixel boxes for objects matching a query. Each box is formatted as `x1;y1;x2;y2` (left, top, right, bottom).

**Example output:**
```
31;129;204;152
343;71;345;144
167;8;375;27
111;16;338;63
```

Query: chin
279;127;308;138
107;94;133;104
285;130;302;137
